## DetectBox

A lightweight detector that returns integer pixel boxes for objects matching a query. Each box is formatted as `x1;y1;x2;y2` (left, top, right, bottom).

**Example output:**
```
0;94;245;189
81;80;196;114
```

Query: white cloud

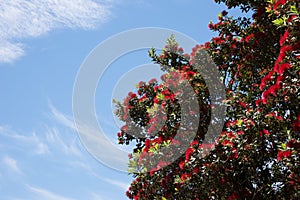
49;104;76;130
102;178;129;191
45;127;82;157
0;0;112;63
28;185;75;200
0;123;81;157
0;126;49;155
0;112;131;199
2;156;22;174
49;103;129;172
0;42;24;63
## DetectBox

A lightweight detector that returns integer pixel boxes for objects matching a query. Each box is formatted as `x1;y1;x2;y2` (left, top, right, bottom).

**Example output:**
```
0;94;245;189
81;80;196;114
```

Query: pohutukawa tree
114;0;300;199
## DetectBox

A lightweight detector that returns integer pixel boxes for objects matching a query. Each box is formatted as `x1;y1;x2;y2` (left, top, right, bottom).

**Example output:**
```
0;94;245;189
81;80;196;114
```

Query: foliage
114;0;300;199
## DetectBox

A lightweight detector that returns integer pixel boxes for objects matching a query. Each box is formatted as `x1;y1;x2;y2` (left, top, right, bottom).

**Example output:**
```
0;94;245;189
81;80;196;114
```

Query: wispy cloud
49;103;129;172
28;185;75;200
83;166;130;191
102;178;129;191
49;104;75;130
90;192;105;200
2;156;22;174
0;122;82;157
45;127;82;157
0;107;131;199
0;126;49;155
0;0;113;63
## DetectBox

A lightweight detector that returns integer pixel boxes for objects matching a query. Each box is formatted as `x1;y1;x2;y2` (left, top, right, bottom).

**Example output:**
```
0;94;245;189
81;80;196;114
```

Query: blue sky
0;1;249;199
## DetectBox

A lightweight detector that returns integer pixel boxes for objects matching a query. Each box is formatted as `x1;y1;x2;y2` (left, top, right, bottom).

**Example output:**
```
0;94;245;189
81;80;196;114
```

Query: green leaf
236;119;243;126
272;18;284;26
157;93;165;100
290;5;298;14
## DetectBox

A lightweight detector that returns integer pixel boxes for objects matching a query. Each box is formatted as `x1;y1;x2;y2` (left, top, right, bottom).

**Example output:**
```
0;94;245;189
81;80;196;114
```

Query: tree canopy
115;0;300;199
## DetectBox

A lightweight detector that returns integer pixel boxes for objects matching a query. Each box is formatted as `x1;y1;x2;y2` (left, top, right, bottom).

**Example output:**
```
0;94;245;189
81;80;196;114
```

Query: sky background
0;1;249;199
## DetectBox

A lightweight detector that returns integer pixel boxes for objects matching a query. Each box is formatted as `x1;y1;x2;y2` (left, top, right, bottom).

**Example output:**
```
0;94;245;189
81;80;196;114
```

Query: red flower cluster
260;129;271;136
273;0;287;10
228;192;240;200
292;114;300;133
277;150;292;161
185;147;194;162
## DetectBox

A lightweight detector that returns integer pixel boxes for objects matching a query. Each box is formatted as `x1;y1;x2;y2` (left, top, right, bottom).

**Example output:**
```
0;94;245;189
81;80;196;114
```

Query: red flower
212;37;225;45
185;148;194;162
277;45;292;63
262;90;270;104
262;83;281;103
181;173;191;181
255;99;263;106
287;139;300;150
131;93;137;98
260;70;274;90
161;89;170;96
150;167;157;175
226;120;238;127
260;129;271;136
121;125;129;132
157;161;169;169
273;0;287;10
238;101;247;108
169;93;176;101
186;70;196;77
153;96;159;104
148;78;157;84
237;131;244;135
288;15;297;22
276;75;284;85
138;94;147;102
277;150;292;161
222;139;234;147
229;192;240;200
245;33;255;43
145;139;151;148
154;136;163;144
226;132;237;139
280;30;289;46
193;167;199;173
276;115;283;121
126;191;132;198
182;65;190;71
276;63;291;75
292;115;300;132
154;85;160;91
179;161;185;170
263;129;271;135
190;140;198;146
269;84;281;96
229;152;238;159
117;132;123;137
